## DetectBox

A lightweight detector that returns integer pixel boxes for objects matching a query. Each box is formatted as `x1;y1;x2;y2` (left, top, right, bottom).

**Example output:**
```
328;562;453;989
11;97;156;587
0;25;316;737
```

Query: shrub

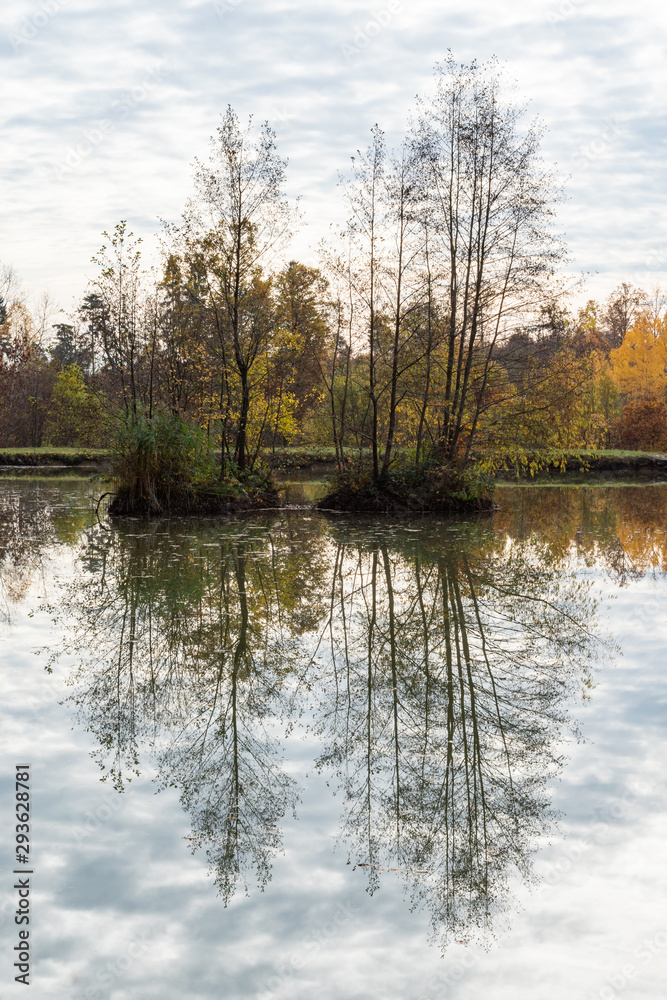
45;364;108;446
109;410;279;515
316;460;495;514
613;396;667;452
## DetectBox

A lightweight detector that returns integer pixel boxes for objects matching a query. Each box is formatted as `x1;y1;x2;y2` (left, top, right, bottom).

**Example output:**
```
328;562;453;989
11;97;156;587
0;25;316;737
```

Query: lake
1;477;666;999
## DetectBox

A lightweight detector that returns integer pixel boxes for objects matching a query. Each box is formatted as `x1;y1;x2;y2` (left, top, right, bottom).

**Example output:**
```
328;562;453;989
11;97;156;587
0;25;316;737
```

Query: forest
1;60;666;510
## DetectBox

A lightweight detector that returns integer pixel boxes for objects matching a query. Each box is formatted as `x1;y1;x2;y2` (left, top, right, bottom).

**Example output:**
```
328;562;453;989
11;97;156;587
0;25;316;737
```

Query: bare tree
415;56;566;466
329;60;565;486
32;290;60;346
0;263;24;330
89;221;145;414
341;125;386;477
379;145;429;474
602;282;649;350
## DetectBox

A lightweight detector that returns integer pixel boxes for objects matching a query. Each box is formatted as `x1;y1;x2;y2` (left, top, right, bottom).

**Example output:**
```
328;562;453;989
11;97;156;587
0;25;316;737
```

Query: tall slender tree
173;107;296;470
89;221;144;414
416;57;566;466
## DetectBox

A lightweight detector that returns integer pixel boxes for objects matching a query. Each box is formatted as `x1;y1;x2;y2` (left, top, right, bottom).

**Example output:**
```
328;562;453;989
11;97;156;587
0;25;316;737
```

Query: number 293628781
15;766;30;865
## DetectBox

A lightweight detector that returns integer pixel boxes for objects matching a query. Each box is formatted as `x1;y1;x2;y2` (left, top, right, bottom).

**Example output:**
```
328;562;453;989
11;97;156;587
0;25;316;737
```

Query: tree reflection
308;521;602;945
494;484;667;582
59;509;605;940
61;517;329;904
0;479;91;620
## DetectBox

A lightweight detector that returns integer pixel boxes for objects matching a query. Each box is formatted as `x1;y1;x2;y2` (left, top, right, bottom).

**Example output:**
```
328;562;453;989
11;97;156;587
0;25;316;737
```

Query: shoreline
2;448;667;499
0;448;110;467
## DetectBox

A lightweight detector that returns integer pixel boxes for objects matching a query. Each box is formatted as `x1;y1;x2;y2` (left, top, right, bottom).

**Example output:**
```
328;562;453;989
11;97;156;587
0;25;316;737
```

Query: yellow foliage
476;348;617;454
610;313;667;399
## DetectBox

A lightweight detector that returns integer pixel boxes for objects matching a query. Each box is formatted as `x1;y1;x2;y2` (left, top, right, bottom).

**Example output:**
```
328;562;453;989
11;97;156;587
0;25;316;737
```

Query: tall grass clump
108;410;279;515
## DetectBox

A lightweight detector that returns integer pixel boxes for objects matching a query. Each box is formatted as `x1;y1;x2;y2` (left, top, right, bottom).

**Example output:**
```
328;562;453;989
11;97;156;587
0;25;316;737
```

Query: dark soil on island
316;488;495;514
108;482;282;517
314;467;495;515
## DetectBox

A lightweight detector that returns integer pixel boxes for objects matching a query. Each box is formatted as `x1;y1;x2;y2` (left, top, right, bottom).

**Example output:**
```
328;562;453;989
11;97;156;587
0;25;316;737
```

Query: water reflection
308;522;600;944
62;519;330;903
495;484;667;581
0;479;91;619
42;497;614;949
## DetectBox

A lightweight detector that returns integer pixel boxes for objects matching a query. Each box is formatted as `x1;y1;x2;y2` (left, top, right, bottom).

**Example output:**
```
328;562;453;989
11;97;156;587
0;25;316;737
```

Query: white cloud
1;0;666;313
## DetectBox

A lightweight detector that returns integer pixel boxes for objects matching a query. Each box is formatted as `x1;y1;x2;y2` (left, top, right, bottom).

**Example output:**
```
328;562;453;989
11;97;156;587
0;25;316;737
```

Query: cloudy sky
1;0;666;319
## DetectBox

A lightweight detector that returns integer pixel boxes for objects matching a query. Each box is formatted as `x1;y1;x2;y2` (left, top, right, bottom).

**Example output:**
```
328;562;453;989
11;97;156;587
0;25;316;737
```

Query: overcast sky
1;0;666;321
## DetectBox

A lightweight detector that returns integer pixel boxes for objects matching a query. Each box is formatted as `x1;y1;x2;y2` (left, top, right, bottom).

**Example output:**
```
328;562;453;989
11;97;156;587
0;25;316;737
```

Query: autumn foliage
1;74;666;469
607;309;667;450
609;313;667;400
613;396;667;452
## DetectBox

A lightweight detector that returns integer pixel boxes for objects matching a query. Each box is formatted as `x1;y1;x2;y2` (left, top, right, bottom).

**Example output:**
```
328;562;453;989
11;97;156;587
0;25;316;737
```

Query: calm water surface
1;479;666;999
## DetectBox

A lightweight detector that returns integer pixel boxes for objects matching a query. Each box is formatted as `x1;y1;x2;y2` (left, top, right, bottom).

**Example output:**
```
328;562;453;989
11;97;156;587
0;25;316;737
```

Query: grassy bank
265;446;667;478
0;447;110;466
491;449;667;479
263;446;354;469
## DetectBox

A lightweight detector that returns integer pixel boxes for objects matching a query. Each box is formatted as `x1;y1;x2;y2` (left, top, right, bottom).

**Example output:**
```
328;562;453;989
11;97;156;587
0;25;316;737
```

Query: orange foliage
609;312;667;400
613;395;667;452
